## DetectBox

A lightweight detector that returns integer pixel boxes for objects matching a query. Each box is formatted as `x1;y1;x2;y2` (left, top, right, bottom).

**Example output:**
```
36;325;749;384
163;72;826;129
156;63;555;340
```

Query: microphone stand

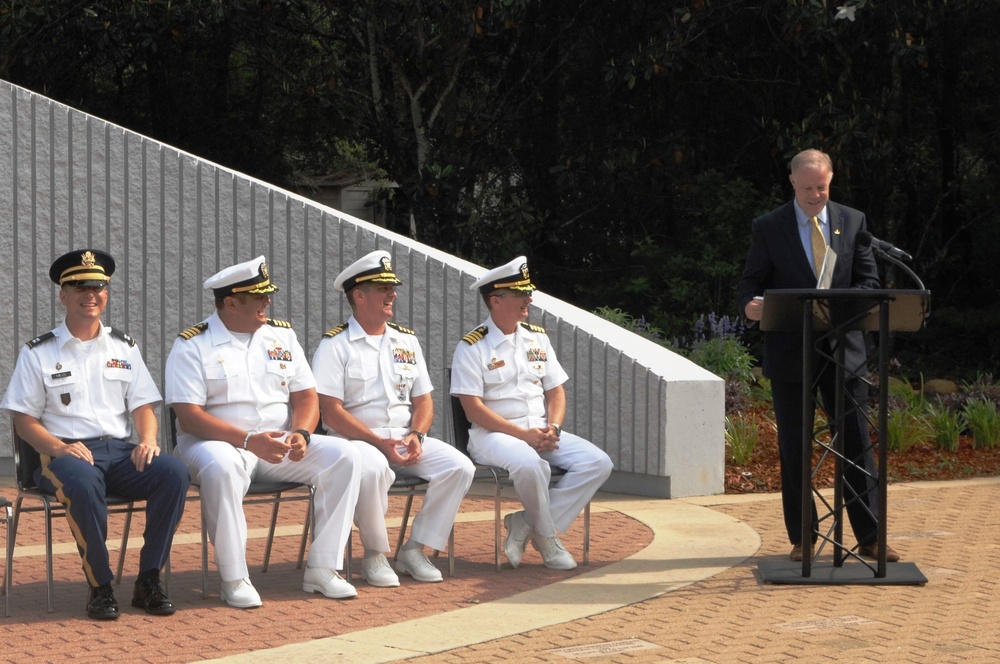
873;248;930;327
873;248;926;290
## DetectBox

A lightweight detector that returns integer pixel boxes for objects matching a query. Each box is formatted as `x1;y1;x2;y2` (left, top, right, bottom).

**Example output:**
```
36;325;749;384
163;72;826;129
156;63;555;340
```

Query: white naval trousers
176;434;361;582
350;430;475;553
468;428;613;538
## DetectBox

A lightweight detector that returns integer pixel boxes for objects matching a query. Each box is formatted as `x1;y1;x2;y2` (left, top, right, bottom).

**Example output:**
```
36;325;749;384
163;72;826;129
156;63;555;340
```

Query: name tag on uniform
487;359;505;371
51;371;71;380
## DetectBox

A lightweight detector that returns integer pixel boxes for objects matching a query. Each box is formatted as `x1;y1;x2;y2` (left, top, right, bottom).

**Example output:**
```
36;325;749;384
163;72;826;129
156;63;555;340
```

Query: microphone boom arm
873;247;926;291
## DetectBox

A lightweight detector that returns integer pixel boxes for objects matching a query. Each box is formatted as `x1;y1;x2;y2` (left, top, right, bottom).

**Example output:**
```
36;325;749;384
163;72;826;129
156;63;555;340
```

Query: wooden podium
757;288;930;585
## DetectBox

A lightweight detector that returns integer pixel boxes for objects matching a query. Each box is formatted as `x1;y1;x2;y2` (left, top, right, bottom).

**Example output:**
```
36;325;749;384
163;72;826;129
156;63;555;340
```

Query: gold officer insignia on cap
82;251;96;268
178;322;209;340
382;256;393;272
461;325;489;345
520;263;529;279
261;262;269;280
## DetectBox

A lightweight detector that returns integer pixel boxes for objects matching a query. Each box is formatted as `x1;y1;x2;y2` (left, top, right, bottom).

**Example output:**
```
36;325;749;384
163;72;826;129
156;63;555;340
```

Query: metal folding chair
8;418;147;612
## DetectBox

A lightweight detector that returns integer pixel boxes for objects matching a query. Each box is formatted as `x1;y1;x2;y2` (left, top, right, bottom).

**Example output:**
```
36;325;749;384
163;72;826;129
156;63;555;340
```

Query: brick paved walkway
5;478;1000;663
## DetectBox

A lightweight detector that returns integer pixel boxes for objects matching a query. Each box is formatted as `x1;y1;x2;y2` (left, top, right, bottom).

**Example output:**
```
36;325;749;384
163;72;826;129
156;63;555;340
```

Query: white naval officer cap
204;255;279;298
334;250;403;293
470;255;537;295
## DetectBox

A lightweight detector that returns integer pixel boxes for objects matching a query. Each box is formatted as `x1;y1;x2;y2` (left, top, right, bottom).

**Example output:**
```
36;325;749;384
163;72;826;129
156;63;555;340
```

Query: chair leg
115;505;134;584
296;491;314;570
4;505;13;618
493;475;502;572
201;508;209;599
43;504;56;613
447;526;455;578
8;499;26;617
583;501;591;566
261;493;283;573
393;490;416;561
345;530;353;583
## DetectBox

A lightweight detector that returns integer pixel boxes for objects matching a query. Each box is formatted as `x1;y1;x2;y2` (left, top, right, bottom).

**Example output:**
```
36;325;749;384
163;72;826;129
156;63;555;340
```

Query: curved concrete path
201;495;760;663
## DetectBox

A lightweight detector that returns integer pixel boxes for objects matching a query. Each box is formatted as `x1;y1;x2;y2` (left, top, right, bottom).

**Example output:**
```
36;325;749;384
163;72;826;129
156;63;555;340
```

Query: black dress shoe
87;584;120;620
132;574;177;615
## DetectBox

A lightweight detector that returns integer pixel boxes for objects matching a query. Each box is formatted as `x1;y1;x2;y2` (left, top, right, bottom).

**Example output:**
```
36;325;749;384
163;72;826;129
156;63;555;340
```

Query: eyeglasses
492;290;531;300
69;284;107;293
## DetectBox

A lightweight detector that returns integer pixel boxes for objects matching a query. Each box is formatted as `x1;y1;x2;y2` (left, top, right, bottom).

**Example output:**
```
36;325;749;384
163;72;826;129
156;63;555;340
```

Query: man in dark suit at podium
737;148;900;563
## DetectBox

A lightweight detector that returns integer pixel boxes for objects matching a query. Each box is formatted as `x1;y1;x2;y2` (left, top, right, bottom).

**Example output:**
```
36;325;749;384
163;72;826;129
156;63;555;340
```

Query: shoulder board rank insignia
25;331;55;349
178;322;208;340
323;323;349;338
461;325;489;345
387;321;416;335
109;327;137;347
267;318;292;329
519;322;546;334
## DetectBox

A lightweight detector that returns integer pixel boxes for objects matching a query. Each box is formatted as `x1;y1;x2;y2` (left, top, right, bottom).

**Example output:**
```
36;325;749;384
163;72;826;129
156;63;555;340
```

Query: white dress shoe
395;548;444;583
360;553;400;587
503;510;532;568
220;578;262;609
531;533;577;570
303;567;358;599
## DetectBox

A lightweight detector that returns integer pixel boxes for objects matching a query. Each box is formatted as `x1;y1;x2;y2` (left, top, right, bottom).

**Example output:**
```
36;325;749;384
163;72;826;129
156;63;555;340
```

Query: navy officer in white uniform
164;256;362;608
312;250;474;586
450;256;612;570
1;249;189;620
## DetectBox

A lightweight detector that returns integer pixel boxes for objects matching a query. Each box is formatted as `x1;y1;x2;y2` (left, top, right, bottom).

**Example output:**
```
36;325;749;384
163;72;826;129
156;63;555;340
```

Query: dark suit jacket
736;200;880;382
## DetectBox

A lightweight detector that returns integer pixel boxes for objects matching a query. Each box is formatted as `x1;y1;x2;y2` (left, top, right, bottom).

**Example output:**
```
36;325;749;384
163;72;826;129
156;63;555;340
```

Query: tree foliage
2;0;998;377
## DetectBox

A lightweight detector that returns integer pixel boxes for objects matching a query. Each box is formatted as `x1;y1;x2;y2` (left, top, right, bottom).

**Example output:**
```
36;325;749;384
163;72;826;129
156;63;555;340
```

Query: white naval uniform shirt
312;316;432;433
164;312;315;442
450;315;568;431
0;320;161;441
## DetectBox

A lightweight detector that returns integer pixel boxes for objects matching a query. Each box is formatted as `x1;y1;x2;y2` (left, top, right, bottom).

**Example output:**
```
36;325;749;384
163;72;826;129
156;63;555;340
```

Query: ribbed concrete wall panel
1;79;725;497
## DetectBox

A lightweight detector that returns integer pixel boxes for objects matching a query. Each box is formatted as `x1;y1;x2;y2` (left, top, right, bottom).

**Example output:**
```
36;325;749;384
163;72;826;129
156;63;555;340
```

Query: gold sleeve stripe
267;318;292;328
519;322;546;334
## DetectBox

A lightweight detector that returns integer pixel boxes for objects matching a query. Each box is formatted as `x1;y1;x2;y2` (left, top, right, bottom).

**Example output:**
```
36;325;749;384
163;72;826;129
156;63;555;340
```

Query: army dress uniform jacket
1;320;160;441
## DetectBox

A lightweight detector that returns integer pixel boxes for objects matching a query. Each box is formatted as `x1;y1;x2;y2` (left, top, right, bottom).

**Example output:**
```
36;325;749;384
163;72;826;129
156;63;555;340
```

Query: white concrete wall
0;79;725;497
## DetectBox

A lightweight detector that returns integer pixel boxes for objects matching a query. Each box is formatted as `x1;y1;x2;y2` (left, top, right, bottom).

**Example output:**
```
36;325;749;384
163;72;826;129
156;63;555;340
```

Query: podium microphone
857;231;913;262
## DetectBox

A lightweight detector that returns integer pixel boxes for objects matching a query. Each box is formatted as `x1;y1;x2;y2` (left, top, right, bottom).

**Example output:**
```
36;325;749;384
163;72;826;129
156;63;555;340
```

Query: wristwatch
294;428;312;446
552;423;562;436
408;430;425;444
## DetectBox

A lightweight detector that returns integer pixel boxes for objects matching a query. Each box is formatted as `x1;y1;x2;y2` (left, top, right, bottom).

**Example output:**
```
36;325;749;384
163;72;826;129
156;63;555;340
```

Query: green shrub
886;406;931;453
725;412;761;466
924;402;965;452
964;398;1000;449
